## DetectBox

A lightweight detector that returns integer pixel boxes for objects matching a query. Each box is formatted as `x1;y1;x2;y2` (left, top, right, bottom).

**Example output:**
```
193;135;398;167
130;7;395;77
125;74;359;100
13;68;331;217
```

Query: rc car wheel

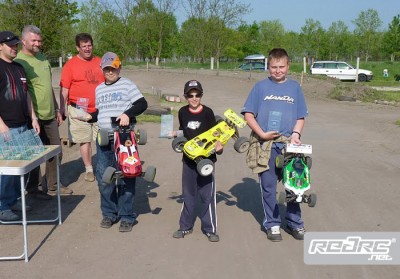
215;115;224;124
275;154;284;168
136;129;147;145
102;166;116;184
278;191;286;204
305;156;312;169
97;129;110;146
234;137;250;153
172;136;187;153
197;159;214;176
308;193;317;207
143;166;156;182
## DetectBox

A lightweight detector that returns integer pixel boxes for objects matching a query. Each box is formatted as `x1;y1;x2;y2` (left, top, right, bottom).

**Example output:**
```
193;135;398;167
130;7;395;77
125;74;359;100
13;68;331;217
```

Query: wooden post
355;57;360;82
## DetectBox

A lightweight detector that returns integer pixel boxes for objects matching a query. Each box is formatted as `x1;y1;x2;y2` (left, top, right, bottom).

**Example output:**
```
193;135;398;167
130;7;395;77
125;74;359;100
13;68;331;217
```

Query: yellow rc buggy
172;109;250;176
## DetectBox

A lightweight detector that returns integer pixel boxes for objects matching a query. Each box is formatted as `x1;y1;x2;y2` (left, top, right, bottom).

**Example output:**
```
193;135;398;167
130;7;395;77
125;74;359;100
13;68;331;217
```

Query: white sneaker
266;225;282;242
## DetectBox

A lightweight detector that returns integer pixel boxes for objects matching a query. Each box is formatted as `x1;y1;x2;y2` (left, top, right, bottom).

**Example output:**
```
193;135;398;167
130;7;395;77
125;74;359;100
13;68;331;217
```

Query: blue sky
239;0;399;32
75;0;399;32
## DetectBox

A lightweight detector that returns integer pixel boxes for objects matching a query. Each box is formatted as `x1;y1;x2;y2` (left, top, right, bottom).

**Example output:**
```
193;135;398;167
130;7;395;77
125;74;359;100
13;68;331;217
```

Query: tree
180;17;209;62
75;0;106;56
353;9;382;61
181;0;250;66
153;0;179;64
383;15;400;61
0;0;79;57
96;10;126;57
299;19;325;60
236;22;261;56
326;21;351;60
282;31;302;61
258;20;285;55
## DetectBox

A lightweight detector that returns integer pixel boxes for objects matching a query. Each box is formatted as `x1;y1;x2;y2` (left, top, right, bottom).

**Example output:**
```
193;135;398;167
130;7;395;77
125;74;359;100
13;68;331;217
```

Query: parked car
239;61;266;71
310;61;373;82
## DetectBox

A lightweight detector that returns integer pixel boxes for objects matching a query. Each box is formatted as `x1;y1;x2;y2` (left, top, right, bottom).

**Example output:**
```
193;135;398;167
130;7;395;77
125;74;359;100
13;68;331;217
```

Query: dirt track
1;68;400;278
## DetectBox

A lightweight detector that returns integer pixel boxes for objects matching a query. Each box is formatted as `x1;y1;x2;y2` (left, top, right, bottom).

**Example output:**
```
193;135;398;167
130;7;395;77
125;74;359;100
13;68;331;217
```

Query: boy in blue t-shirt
241;48;308;241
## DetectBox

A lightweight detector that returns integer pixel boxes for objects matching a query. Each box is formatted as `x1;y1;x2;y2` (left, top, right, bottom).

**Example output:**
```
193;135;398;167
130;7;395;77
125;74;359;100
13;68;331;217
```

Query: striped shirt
95;77;143;131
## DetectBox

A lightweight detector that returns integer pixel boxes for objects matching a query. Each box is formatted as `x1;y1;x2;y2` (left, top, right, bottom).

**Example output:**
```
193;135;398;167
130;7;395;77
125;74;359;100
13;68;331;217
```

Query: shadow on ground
26;194;85;223
229;177;288;230
229;177;264;226
59;157;86;186
134;177;161;216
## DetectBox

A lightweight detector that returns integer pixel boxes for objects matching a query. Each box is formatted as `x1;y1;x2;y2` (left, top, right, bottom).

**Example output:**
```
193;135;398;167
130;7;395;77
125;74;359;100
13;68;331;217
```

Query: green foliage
326;78;400;103
383;15;400;61
0;0;79;58
136;114;161;123
358;61;400;85
1;1;398;65
353;9;383;62
300;19;325;58
360;90;400;103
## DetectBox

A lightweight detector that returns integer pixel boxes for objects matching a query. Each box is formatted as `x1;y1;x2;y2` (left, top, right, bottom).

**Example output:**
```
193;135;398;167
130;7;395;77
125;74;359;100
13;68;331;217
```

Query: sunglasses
0;35;18;44
186;93;203;99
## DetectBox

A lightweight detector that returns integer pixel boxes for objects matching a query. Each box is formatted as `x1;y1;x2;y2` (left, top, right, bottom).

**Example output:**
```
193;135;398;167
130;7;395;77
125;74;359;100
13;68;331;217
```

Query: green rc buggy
275;144;316;207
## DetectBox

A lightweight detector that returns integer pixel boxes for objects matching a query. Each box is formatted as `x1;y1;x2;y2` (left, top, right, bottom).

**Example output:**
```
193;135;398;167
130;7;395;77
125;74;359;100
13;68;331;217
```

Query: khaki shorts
67;105;98;143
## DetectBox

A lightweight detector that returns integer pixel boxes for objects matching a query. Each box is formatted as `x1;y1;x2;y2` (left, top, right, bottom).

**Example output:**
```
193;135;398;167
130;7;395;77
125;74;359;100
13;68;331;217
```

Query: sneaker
119;221;134;232
27;189;52;200
10;200;32;212
0;209;20;221
84;171;95;182
100;217;115;228
287;226;306;240
266;225;282;242
48;185;73;195
172;229;193;239
205;232;220;242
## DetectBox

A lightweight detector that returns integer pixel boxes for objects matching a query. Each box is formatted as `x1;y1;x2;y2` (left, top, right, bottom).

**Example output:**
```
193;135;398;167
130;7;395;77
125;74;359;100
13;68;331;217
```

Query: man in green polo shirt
15;25;73;197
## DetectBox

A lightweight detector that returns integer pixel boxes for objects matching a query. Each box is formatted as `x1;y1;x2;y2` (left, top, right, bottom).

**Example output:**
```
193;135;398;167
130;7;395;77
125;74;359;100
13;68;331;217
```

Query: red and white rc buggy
97;118;156;184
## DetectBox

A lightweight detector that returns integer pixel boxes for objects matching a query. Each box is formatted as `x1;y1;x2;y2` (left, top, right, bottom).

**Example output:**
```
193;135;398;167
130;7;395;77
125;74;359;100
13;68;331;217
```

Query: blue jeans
0;125;28;211
95;138;136;223
259;147;304;230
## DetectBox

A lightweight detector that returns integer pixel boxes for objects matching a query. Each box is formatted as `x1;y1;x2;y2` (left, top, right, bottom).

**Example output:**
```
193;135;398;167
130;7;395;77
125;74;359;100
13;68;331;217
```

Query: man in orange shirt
59;33;105;182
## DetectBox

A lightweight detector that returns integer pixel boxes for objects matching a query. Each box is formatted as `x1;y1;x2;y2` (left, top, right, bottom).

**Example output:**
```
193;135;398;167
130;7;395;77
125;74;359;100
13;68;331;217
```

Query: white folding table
0;145;62;262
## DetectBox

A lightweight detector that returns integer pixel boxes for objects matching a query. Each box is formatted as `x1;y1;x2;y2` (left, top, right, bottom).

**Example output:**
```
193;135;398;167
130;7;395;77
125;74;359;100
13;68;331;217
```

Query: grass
361;91;400;102
136;114;162;123
136;93;184;124
327;82;400;102
133;60;399;120
128;60;400;82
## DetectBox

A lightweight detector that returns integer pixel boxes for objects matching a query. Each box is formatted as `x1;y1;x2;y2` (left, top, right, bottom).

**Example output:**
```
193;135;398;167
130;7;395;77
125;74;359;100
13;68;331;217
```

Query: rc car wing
223;109;247;129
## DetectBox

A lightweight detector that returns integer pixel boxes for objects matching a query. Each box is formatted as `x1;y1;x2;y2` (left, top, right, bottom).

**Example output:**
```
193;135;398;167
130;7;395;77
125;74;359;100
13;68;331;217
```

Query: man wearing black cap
0;31;40;221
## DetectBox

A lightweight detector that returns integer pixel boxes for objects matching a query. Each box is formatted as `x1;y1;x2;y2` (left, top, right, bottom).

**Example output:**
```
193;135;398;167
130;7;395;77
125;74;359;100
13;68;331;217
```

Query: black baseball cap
184;80;203;95
0;31;21;46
